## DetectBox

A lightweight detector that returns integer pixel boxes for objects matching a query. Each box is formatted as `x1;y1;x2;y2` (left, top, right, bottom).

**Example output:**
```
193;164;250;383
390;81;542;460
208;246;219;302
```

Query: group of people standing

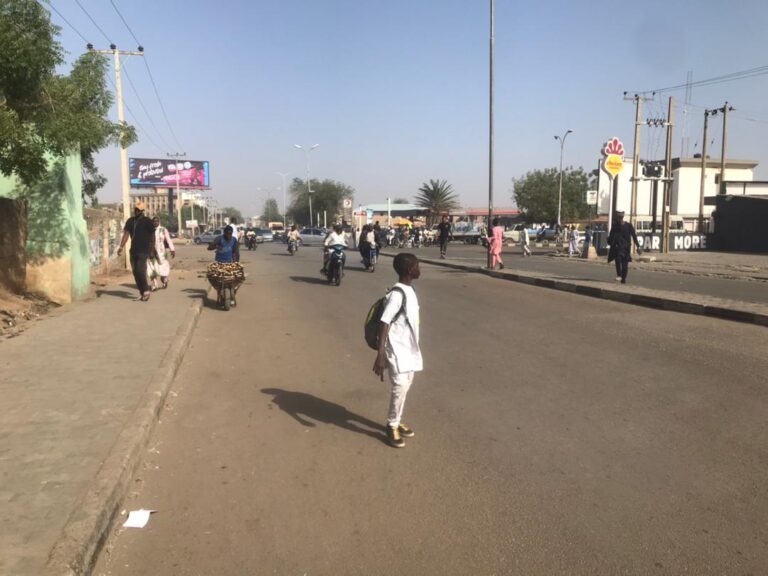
117;202;175;301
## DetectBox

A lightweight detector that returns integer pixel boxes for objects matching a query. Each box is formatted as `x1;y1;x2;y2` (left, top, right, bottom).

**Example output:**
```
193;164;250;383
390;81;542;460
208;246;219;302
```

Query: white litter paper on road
123;509;155;528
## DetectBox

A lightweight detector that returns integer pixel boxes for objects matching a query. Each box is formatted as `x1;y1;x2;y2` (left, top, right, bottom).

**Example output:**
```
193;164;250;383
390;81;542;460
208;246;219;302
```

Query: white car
299;228;327;246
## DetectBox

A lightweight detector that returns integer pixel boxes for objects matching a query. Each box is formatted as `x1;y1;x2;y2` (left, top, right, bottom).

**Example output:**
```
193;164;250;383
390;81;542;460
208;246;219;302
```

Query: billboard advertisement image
129;158;210;188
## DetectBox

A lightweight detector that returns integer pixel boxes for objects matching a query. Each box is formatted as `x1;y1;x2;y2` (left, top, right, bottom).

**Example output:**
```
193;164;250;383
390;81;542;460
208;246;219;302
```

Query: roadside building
597;156;761;231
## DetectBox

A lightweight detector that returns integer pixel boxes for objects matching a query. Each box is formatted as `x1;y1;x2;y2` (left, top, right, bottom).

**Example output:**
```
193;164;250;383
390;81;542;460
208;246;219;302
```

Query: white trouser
387;370;414;427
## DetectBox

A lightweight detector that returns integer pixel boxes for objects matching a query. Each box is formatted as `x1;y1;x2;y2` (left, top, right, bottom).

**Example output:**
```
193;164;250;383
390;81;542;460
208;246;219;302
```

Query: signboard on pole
185;220;198;229
586;190;598;205
601;137;625;177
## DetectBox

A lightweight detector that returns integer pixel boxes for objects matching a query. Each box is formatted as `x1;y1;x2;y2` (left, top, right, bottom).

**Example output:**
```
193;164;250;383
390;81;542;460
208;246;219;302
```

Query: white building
597;157;760;230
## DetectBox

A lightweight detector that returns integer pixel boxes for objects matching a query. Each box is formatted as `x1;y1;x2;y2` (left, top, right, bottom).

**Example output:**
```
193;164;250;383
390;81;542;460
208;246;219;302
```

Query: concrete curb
380;253;768;327
45;289;209;576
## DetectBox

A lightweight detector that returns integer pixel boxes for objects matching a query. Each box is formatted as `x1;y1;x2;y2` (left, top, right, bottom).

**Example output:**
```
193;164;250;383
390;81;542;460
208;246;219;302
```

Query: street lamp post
555;130;573;229
294;144;320;227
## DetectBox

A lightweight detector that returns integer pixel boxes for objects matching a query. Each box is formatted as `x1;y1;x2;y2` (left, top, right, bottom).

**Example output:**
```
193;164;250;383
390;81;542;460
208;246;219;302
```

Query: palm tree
415;179;459;225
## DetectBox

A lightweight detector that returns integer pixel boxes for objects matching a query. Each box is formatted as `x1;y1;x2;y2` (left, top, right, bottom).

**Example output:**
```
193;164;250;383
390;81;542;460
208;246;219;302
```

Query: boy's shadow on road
261;388;387;444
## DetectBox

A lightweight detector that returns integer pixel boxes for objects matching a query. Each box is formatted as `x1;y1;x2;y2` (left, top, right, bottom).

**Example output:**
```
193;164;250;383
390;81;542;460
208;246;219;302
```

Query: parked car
299;227;327;246
194;229;222;244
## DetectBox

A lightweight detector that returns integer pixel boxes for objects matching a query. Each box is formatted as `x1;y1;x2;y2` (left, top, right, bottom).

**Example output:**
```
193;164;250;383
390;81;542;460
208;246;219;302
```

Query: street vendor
208;225;240;263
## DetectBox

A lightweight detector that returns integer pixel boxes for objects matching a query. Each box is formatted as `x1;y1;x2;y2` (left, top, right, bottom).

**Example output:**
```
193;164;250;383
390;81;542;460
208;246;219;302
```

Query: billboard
129;158;210;188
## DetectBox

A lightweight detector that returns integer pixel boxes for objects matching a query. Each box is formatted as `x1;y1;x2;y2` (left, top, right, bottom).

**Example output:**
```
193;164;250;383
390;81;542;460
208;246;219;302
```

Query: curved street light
555;129;573;228
294;144;320;227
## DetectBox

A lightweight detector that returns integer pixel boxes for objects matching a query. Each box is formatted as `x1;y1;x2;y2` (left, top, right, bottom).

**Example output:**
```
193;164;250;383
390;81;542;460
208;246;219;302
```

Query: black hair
224;225;233;235
492;218;500;226
393;252;419;277
230;217;237;224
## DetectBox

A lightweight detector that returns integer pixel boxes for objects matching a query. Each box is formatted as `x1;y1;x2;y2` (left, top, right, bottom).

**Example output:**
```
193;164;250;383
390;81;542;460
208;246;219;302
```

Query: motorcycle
326;244;346;286
363;244;377;272
288;239;299;255
245;234;257;251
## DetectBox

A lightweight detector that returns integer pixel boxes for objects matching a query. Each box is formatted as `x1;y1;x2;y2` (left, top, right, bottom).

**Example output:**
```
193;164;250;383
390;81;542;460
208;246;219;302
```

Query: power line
42;1;89;44
122;61;174;151
109;0;140;45
72;0;111;44
108;0;185;152
142;57;185;152
102;74;165;154
631;65;768;95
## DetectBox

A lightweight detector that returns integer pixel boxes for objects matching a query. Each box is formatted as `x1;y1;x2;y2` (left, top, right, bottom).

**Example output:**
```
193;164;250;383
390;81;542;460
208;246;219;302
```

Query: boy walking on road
373;253;422;448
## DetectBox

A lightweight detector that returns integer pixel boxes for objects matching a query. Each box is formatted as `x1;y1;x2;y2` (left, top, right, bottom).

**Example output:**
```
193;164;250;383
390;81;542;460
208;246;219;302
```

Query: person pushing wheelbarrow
207;225;244;310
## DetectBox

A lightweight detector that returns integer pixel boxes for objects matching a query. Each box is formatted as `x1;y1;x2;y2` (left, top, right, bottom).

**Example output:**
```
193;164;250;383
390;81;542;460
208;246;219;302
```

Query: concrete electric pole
718;101;734;195
89;44;144;267
661;96;674;253
624;93;653;228
698;108;715;233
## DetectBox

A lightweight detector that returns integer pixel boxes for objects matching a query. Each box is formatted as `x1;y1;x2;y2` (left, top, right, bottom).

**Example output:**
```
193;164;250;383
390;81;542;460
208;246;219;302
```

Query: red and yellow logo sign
602;137;625;177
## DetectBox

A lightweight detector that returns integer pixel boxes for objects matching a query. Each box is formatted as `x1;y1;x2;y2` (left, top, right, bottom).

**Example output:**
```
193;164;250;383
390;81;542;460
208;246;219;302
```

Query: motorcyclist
245;228;257;250
287;225;301;252
322;224;347;274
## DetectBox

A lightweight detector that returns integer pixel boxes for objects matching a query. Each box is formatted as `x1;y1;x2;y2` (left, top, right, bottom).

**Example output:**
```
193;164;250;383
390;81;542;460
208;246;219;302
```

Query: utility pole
89;44;144;267
698;108;714;233
624;93;653;228
277;172;289;228
487;0;495;269
718;101;734;194
294;144;319;227
661;96;674;253
167;152;187;236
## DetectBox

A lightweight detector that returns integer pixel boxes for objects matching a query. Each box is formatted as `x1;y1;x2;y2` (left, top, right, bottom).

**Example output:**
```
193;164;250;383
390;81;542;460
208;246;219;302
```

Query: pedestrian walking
147;216;175;290
372;253;422;448
568;225;581;257
581;225;593;258
608;211;641;284
487;218;505;269
437;215;452;259
520;225;532;257
117;202;155;301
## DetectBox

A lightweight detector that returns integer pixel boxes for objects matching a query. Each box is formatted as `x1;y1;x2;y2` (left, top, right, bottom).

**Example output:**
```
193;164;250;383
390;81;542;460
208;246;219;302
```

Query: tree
512;167;590;224
221;207;244;223
0;1;136;199
415;179;459;225
260;198;282;224
287;178;354;227
393;197;409;204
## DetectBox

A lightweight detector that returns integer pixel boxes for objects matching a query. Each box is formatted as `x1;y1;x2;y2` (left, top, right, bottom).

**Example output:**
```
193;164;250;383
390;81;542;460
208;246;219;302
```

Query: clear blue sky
49;0;768;216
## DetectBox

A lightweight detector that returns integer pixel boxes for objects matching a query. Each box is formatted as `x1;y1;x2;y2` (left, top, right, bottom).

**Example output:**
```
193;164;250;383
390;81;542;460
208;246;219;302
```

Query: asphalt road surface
94;243;768;576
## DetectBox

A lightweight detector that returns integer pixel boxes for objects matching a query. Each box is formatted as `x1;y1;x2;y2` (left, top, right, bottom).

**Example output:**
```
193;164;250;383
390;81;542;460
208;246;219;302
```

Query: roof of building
673;157;759;169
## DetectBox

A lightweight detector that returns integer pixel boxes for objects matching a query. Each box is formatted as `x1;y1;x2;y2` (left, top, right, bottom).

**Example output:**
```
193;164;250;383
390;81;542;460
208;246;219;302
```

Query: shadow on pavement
95;289;136;300
182;287;220;309
261;388;386;443
289;275;330;285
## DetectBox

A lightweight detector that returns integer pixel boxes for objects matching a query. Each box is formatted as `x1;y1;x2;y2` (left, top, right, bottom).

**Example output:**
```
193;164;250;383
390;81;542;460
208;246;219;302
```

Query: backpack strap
388;286;407;323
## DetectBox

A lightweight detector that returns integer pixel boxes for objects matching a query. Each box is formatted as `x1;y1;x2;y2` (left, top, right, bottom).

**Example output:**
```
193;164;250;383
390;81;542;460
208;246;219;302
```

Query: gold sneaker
386;425;405;448
398;423;415;438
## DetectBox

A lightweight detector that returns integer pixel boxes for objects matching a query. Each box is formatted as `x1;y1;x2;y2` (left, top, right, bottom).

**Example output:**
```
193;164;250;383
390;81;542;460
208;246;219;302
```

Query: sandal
140;292;151;301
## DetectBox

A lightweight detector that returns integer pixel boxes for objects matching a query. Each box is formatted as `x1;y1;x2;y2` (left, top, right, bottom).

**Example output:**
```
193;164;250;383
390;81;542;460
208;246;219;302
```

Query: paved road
95;244;768;576
430;243;768;305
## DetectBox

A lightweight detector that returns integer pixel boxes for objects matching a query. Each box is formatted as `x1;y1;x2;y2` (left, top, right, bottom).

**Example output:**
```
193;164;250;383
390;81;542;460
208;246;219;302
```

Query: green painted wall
0;153;90;302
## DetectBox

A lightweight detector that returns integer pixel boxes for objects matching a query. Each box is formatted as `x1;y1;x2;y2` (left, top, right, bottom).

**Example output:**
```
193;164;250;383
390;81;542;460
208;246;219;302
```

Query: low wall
0;154;90;303
84;207;122;275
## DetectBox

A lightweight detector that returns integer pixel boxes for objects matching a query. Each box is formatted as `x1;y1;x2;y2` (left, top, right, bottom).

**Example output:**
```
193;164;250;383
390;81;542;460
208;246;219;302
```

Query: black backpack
364;287;406;350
